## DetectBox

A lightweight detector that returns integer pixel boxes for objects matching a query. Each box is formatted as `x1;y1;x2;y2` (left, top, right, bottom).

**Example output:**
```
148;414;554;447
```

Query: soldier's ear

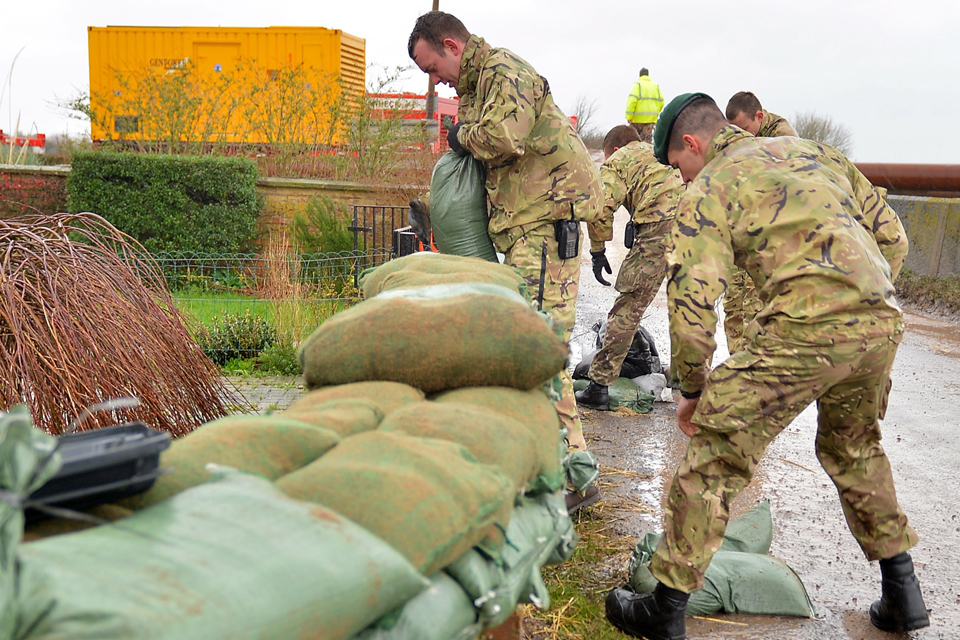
442;38;462;57
754;110;764;123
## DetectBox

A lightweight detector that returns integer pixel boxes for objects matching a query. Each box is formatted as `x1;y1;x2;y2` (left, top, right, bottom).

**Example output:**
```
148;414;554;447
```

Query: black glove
446;122;467;156
408;199;431;248
591;249;612;286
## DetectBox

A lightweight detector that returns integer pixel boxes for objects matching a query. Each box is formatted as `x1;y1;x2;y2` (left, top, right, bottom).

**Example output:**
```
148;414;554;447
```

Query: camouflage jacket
455;35;603;252
757;111;798;137
667;126;908;394
587;141;684;252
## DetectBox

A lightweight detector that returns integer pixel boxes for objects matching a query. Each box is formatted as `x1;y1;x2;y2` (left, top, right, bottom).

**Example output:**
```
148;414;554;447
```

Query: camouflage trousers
630;122;655;143
651;319;919;592
722;267;763;354
589;219;672;386
504;223;586;450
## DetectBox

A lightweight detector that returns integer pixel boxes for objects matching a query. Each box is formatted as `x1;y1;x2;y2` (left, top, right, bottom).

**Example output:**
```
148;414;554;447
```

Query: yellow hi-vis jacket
625;75;663;124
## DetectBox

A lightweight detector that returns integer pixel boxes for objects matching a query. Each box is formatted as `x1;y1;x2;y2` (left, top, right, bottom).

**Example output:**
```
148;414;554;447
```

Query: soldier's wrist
680;388;702;399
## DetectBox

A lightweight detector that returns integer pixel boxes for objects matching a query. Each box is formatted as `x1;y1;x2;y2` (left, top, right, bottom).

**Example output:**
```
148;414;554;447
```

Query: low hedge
67;152;261;253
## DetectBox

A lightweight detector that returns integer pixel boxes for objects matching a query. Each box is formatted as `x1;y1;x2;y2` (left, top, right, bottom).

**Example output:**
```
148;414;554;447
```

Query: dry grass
0;212;229;435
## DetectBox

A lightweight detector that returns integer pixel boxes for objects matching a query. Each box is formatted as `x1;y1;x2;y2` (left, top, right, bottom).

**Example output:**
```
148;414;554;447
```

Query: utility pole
424;0;439;121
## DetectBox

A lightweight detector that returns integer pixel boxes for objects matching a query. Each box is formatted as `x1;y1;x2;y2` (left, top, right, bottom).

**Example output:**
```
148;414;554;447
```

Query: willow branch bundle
0;212;229;435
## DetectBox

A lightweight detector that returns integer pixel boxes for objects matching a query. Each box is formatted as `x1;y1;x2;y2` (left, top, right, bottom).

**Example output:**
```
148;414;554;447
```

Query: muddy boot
575;381;609;410
869;552;930;632
605;583;688;640
565;484;601;514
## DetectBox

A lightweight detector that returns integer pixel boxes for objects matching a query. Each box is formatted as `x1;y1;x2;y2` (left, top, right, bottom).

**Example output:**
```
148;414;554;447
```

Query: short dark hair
725;91;763;120
639;67;649;77
603;125;641;156
407;11;470;58
668;97;727;155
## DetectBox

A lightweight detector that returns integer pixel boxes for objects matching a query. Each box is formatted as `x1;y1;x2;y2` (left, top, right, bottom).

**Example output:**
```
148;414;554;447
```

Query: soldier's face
412;39;462;89
668;135;707;183
730;110;763;135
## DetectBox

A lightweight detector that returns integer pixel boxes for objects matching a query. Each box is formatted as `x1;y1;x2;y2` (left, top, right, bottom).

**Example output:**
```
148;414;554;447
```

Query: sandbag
444;491;577;628
433;387;564;494
573;378;654;413
429;152;498;262
575;322;662;380
358;253;522;299
275;431;515;576
378;401;540;493
15;469;429;640
371;269;525;299
286;381;425;416
354;573;481;640
117;414;341;510
298;283;568;393
627;501;814;618
280;398;385;437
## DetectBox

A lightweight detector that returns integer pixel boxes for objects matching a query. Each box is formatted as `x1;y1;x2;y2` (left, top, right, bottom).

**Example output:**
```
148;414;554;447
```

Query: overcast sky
3;0;958;163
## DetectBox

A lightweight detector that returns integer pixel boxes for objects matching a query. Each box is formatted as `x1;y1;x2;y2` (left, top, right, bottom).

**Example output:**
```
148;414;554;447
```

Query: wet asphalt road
571;206;960;639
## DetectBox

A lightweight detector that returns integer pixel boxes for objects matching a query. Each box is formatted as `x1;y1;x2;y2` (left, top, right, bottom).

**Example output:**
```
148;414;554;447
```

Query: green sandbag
444;491;578;628
298;283;568;393
573;377;654;413
378;401;540;492
434;387;564;494
354;573;481;640
358;253;521;299
275;431;514;576
286;381;425;416
118;414;340;510
281;398;385;437
430;151;498;261
627;501;814;617
372;269;526;299
15;469;429;640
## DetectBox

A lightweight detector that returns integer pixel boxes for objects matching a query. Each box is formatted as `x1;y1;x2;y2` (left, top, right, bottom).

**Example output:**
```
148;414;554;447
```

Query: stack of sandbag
627;501;815;618
358;252;526;300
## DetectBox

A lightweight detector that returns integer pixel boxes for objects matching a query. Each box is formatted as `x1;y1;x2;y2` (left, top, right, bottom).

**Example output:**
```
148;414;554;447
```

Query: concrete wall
888;195;960;278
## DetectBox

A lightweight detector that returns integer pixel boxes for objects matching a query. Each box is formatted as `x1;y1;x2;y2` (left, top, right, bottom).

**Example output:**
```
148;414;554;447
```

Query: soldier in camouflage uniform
721;91;799;353
575;125;684;408
605;94;928;640
408;13;603;468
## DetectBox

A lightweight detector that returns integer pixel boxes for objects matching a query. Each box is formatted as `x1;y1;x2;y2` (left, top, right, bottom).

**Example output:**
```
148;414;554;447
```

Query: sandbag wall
11;253;580;640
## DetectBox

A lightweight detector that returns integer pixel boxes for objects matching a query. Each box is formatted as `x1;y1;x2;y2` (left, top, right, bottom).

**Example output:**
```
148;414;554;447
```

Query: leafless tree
793;111;854;157
569;95;604;150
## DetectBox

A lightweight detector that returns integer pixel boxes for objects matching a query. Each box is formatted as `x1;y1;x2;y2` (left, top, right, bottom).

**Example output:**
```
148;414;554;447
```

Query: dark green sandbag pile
286;381;426;416
298;283;567;393
378;401;540;493
281;398;385;438
118;415;340;510
275;431;514;576
358;253;524;299
433;387;564;494
15;470;429;640
573;377;655;413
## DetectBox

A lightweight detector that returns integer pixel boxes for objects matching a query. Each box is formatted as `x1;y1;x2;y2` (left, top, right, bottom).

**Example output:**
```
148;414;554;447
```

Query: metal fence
145;204;410;364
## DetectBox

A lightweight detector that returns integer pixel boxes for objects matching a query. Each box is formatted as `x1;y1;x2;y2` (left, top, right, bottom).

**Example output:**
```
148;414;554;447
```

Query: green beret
653;92;713;166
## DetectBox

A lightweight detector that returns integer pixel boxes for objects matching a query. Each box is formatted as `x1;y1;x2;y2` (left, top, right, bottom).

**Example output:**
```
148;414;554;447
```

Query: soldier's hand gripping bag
298;283;569;393
429;151;498;262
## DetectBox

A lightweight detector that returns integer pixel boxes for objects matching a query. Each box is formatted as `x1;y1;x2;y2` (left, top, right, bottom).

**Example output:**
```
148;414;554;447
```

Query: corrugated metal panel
87;26;365;144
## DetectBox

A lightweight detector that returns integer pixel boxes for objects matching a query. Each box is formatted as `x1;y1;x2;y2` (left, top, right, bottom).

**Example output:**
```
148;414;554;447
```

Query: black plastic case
27;422;171;520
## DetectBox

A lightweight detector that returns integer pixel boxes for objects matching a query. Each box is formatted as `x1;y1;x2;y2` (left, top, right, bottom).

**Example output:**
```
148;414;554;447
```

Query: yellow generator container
87;25;365;145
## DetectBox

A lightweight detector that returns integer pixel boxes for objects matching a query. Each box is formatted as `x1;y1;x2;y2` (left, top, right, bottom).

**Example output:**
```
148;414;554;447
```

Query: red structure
0;131;46;153
368;93;459;153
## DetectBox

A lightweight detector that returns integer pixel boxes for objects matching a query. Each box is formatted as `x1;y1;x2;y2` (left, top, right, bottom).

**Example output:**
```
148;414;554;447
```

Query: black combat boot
575;381;609;410
869;552;930;632
605;583;689;640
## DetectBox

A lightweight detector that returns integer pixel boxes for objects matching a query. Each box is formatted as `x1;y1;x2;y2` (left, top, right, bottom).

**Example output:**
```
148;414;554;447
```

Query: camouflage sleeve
457;68;537;163
666;188;735;395
845;161;909;280
587;162;625;251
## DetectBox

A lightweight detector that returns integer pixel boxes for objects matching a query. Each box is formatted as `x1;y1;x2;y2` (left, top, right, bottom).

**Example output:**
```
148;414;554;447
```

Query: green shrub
67;151;262;253
290;195;354;255
197;310;278;365
256;342;301;376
